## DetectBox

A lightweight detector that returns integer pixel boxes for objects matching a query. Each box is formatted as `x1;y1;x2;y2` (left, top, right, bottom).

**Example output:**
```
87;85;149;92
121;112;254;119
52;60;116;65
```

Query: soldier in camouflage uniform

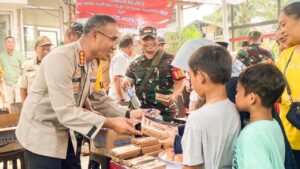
236;31;274;66
125;26;186;121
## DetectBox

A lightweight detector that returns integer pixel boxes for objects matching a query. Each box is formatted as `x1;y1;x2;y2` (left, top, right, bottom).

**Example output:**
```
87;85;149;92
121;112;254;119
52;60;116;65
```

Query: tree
203;0;295;56
164;25;201;55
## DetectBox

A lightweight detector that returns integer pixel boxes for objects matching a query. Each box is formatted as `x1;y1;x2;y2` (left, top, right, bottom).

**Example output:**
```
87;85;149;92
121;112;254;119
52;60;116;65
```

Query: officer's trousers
24;137;81;169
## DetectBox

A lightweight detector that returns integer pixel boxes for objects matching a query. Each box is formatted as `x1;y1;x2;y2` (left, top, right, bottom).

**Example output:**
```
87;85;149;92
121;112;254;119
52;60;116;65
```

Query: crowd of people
0;1;299;169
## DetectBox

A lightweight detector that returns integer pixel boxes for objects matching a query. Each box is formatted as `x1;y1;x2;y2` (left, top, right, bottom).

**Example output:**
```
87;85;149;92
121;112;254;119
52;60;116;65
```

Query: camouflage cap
140;26;157;39
68;22;83;35
34;36;52;49
248;31;262;39
158;37;165;44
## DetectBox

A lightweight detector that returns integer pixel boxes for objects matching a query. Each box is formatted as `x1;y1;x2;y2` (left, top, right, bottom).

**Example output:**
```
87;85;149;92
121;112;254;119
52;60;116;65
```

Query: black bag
286;102;300;129
283;48;300;129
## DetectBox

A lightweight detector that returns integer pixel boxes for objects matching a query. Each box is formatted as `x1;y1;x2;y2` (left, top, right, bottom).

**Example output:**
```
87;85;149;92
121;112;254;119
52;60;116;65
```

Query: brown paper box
123;155;155;167
155;93;172;106
110;144;141;159
131;137;159;147
91;128;132;157
141;144;162;154
141;115;178;140
132;160;166;169
110;155;121;163
144;149;162;157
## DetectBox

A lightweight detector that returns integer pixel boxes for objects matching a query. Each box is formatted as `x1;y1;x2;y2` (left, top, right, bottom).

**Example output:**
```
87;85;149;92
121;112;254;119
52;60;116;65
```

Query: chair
0;109;9;115
0;149;26;169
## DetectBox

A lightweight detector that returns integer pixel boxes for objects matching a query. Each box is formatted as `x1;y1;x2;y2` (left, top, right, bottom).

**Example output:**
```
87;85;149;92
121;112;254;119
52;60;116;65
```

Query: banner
76;0;175;28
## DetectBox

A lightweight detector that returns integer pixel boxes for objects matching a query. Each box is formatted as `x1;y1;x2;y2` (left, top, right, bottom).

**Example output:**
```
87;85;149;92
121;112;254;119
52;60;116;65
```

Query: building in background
0;0;70;59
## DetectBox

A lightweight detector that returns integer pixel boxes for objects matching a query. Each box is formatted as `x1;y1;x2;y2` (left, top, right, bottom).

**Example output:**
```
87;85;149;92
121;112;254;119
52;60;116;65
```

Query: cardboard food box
131;137;159;147
0;113;22;153
144;149;162;157
141;115;178;140
141;144;162;154
132;160;166;169
91;128;132;157
110;155;121;163
123;155;155;167
110;144;141;159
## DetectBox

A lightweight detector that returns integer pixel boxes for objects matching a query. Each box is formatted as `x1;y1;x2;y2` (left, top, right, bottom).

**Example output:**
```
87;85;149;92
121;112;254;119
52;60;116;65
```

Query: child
182;45;241;169
232;64;286;168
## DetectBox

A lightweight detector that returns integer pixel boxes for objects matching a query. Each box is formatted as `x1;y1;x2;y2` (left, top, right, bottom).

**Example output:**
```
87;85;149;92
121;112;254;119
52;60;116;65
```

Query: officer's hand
130;109;147;122
105;117;142;136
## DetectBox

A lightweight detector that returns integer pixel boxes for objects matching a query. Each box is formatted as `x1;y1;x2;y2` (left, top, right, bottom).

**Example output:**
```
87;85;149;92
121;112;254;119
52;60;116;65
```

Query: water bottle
126;87;141;109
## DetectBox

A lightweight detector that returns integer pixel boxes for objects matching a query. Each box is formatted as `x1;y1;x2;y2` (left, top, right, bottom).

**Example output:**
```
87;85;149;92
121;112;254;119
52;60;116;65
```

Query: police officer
125;26;186;121
236;31;274;66
16;15;141;169
59;20;145;169
19;36;52;104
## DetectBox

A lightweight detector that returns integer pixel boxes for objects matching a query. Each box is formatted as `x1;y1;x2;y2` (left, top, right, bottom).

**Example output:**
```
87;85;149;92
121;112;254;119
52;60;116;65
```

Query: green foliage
164;25;201;55
203;0;296;52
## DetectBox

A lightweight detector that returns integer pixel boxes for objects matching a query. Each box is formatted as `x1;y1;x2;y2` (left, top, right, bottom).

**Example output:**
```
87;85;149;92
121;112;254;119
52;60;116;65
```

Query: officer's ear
89;30;98;40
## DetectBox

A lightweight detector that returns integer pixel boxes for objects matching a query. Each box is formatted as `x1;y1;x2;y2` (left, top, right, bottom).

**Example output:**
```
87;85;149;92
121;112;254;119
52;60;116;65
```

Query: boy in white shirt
182;45;241;169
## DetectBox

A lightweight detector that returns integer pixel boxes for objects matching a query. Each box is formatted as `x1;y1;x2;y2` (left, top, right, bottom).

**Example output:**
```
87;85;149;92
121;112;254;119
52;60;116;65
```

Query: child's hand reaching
159;131;176;148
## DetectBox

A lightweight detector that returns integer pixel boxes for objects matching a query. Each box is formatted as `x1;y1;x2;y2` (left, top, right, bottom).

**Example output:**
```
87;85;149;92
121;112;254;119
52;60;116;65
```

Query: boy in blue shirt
233;64;286;169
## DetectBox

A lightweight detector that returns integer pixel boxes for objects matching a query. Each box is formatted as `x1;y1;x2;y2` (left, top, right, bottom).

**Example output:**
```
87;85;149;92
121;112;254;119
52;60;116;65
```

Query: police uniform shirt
18;59;40;90
16;40;105;159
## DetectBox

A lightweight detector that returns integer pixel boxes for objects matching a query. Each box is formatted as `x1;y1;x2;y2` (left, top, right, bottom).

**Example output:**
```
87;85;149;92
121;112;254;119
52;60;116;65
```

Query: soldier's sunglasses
95;31;119;45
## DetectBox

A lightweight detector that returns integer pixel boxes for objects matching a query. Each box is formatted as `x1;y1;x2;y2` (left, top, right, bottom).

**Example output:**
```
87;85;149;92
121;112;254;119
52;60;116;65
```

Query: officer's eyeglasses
95;31;119;45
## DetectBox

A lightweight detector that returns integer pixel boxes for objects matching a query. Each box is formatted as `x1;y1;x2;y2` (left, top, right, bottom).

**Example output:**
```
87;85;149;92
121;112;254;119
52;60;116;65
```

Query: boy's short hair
119;35;133;48
188;45;232;84
238;64;285;108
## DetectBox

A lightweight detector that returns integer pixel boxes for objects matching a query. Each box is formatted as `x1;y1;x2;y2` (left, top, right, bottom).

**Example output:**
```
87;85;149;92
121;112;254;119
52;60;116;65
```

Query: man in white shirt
109;35;135;103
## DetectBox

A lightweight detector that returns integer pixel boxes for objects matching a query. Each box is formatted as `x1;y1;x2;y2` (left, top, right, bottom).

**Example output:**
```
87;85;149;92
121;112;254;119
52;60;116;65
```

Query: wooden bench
0;149;26;169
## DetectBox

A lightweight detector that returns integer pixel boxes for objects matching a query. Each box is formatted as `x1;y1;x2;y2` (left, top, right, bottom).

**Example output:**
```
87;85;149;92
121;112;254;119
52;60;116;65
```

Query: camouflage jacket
126;50;185;120
236;43;273;66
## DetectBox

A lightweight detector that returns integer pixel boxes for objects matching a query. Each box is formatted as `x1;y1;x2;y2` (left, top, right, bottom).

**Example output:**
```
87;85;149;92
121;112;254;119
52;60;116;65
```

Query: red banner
76;0;175;28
